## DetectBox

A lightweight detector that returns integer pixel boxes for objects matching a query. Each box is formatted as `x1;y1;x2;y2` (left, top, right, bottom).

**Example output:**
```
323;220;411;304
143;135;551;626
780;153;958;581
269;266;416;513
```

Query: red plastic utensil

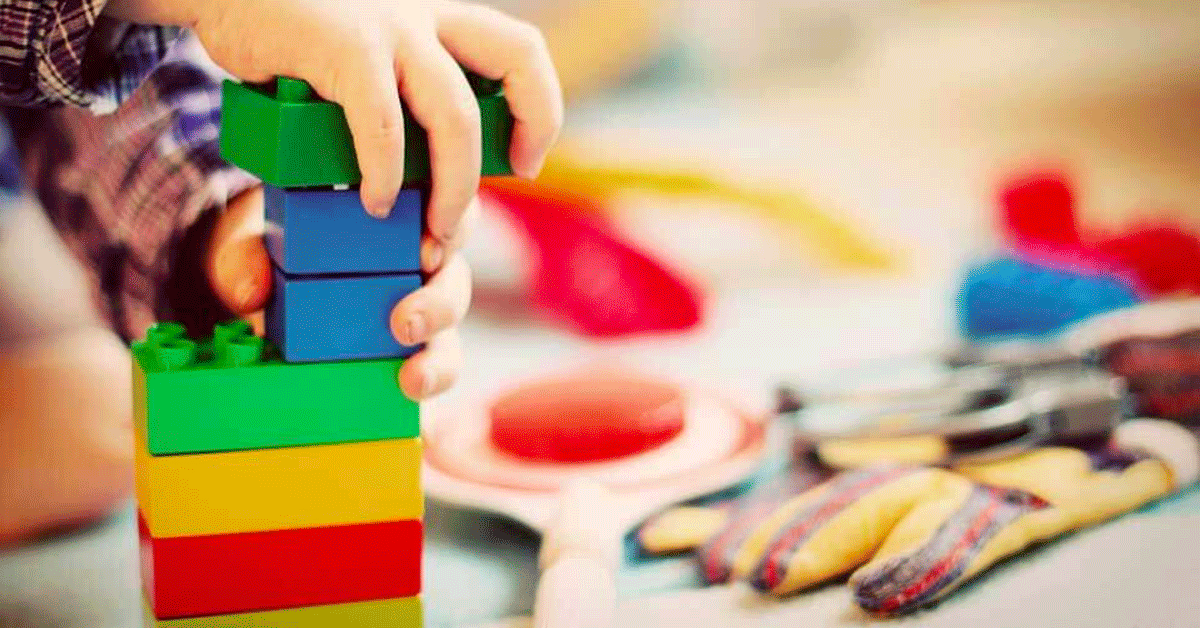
481;181;704;339
489;369;686;464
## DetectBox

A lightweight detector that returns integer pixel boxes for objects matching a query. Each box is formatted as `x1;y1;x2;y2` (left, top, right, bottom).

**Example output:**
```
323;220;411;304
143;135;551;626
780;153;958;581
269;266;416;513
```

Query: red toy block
140;513;422;619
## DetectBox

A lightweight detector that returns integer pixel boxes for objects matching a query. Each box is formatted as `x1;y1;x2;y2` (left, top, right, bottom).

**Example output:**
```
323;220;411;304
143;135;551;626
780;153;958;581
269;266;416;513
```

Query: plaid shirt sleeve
0;0;180;110
13;33;257;341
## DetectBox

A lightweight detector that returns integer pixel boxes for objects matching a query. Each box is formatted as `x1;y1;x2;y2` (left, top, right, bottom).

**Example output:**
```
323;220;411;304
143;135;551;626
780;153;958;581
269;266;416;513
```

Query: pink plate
423;368;768;530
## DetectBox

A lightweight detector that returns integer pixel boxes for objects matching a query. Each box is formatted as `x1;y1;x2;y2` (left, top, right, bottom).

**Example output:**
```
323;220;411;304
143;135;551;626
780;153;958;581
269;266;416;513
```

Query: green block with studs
132;321;418;456
220;74;513;188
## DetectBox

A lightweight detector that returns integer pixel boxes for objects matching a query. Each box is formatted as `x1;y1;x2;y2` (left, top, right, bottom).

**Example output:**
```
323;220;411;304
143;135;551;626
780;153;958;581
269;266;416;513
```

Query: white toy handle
533;481;622;628
534;553;617;628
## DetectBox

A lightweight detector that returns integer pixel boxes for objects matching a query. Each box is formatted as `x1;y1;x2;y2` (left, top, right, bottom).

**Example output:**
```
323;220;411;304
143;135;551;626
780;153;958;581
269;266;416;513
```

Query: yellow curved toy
523;151;899;271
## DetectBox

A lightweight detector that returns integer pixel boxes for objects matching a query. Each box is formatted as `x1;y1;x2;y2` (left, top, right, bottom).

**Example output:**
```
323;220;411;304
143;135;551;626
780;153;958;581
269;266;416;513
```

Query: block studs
276;77;314;102
138;323;198;372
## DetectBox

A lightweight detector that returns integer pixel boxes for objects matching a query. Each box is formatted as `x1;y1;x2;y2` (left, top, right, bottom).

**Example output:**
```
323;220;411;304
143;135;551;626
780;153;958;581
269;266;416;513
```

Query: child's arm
12;34;259;341
95;0;560;398
0;0;179;109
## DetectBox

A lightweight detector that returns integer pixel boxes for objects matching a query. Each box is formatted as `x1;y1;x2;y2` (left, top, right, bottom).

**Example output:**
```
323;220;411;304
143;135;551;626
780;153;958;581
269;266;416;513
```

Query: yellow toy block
135;423;423;537
144;595;422;627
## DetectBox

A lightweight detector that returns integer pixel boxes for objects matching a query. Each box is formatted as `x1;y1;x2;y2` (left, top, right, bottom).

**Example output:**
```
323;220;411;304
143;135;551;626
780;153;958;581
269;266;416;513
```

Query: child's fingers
422;195;479;273
398;328;463;400
397;32;481;242
309;40;406;218
206;187;272;314
390;251;472;347
437;1;564;179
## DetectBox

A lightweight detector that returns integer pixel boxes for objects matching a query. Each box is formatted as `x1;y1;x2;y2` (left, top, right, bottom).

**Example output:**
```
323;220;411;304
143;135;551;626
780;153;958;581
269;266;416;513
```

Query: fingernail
422;239;445;271
515;154;547;180
529;155;548;178
403;314;427;346
365;195;393;219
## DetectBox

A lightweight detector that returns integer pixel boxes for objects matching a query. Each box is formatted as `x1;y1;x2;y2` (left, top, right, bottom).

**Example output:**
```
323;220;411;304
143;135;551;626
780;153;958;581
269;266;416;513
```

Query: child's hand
206;185;474;401
102;0;564;400
107;0;562;231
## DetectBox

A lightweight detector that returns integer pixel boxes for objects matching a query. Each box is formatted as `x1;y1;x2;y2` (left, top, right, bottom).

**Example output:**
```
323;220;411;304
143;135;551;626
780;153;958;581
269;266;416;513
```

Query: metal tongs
778;345;1127;464
778;299;1200;464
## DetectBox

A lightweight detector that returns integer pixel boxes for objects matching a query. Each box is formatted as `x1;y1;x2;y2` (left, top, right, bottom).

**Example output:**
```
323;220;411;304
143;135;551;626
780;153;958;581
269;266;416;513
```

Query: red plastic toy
1000;170;1200;298
481;182;704;339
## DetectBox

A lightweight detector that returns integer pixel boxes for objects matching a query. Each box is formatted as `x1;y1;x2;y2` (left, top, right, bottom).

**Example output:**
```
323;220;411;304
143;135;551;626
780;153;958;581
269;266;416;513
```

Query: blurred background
5;1;1200;627
433;1;1200;624
456;0;1200;396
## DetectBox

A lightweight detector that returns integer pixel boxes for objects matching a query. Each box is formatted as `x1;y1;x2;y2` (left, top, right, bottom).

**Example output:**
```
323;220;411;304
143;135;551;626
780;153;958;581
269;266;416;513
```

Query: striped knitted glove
638;419;1198;616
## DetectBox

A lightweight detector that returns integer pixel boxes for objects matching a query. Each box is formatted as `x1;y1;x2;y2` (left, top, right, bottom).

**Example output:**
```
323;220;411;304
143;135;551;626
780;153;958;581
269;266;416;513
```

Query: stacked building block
135;72;512;626
219;74;511;362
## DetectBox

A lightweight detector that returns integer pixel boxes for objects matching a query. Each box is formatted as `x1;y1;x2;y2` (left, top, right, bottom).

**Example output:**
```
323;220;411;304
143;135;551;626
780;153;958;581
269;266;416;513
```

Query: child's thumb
206;187;272;315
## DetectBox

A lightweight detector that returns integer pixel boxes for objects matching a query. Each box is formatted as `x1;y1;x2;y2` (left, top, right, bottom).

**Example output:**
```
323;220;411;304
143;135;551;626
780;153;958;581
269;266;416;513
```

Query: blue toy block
266;267;423;363
957;257;1140;341
264;185;423;275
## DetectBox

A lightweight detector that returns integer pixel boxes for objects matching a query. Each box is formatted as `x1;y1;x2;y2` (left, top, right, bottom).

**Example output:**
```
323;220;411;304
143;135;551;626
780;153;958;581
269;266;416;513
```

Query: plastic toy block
477;91;514;178
135;426;422;537
140;514;421;619
220;74;513;188
465;71;503;96
957;257;1140;341
131;321;418;455
264;185;423;275
266;267;422;363
144;596;422;628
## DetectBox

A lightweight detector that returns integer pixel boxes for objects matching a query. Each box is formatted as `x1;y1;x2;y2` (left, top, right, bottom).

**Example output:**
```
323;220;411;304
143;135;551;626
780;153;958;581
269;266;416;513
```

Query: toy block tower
134;73;512;627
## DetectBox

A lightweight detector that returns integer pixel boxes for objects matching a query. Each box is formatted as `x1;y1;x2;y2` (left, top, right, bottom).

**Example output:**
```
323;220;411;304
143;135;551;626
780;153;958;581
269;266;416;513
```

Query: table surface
4;263;1200;628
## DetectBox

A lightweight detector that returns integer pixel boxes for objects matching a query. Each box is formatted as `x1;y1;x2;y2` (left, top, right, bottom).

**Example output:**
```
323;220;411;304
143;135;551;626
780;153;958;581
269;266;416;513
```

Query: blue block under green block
266;267;423;363
264;185;423;275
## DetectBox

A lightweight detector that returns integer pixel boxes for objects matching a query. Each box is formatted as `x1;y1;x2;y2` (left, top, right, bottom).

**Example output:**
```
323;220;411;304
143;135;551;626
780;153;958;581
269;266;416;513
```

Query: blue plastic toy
957;257;1141;341
266;267;423;362
265;185;423;275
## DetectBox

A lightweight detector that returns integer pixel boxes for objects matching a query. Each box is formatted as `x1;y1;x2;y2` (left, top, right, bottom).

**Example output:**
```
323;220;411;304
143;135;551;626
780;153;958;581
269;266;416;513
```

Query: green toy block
132;320;418;456
478;92;514;178
220;73;513;188
464;70;503;97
